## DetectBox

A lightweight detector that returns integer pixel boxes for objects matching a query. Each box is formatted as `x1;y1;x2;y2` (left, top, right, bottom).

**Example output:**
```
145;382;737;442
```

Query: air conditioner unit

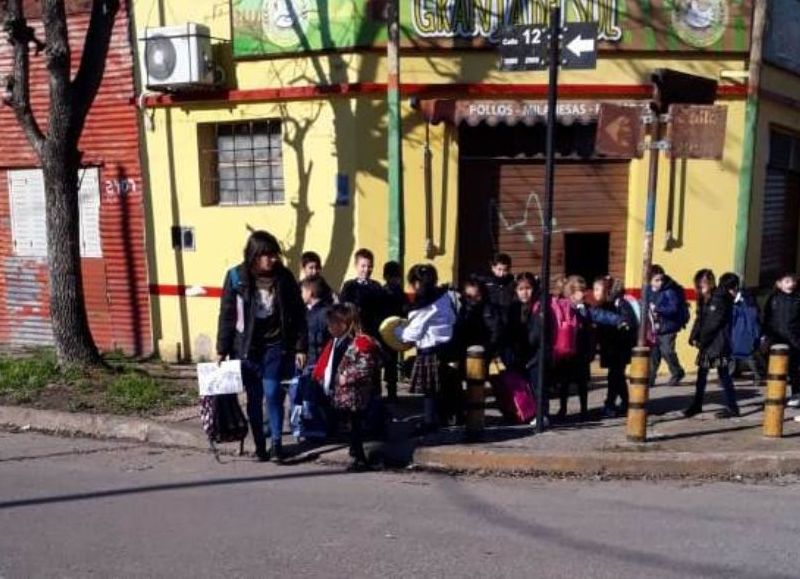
139;23;215;91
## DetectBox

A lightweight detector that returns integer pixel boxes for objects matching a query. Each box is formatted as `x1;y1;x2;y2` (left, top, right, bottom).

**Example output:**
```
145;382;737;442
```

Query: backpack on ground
200;393;249;453
490;369;536;424
288;373;328;441
552;298;579;361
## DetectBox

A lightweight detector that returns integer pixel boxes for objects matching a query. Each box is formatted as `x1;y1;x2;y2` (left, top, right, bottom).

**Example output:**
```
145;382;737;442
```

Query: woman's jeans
244;345;288;447
692;365;739;412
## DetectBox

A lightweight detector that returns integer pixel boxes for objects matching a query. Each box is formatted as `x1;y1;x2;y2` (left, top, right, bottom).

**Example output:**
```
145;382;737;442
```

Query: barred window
199;120;284;206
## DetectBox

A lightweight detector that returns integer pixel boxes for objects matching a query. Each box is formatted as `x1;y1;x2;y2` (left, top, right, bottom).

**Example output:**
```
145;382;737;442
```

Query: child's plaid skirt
410;350;443;396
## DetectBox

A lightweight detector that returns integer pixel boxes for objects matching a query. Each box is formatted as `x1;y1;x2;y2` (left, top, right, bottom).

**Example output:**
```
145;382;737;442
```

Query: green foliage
0;349;195;416
0;350;60;403
106;373;174;414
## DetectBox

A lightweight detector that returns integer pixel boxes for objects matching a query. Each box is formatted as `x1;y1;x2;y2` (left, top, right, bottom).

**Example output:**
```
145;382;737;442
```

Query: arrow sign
561;22;598;70
595;103;646;159
566;34;595;58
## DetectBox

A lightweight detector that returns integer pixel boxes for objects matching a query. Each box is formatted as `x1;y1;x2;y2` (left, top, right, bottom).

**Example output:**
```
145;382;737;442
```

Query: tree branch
69;0;120;139
2;0;45;157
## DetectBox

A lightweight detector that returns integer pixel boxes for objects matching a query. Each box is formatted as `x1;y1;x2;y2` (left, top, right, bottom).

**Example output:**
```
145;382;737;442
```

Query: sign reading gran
412;0;621;42
231;0;752;58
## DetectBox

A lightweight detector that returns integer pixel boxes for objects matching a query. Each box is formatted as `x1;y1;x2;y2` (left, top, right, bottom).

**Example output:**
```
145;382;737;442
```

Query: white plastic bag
197;360;244;396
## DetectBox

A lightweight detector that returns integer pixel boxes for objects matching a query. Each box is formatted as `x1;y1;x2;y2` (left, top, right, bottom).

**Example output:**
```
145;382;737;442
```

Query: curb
412;446;800;479
0;406;209;451
3;405;800;479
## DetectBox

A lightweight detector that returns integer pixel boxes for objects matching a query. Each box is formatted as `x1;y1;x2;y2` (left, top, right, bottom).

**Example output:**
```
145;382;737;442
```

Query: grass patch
0;350;60;403
0;349;196;416
107;373;173;414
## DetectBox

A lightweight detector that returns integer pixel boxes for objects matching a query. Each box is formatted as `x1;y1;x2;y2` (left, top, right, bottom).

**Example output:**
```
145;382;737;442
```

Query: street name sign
499;25;548;71
667;104;728;160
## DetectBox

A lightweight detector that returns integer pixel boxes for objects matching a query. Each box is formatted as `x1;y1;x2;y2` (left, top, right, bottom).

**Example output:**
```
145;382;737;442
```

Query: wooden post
764;344;789;438
465;346;487;441
627;347;650;442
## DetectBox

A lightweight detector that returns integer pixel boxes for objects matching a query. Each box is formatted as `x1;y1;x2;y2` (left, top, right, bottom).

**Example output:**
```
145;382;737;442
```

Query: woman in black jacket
684;271;740;418
217;231;308;461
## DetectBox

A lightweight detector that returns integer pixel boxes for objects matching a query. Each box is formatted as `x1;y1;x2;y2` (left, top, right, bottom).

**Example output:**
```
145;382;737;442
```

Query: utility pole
535;5;561;433
387;0;403;265
499;6;599;433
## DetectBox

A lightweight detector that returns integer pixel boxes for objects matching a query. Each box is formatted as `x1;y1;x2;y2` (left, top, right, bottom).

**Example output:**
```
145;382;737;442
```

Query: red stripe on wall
151;284;698;302
150;284;224;298
140;83;747;108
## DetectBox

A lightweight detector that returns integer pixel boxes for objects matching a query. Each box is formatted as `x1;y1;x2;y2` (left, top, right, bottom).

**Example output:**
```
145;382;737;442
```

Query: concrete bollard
464;346;487;442
627;347;650;443
764;344;790;438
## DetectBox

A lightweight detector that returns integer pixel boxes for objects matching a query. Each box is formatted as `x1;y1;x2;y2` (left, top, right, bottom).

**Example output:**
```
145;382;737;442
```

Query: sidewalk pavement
2;373;799;479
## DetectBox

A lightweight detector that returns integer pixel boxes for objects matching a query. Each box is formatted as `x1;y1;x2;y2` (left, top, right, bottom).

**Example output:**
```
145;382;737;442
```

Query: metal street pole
536;5;561;433
637;111;662;347
387;0;404;265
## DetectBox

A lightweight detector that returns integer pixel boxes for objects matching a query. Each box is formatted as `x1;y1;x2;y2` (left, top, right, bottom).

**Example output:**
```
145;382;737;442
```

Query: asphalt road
1;431;798;579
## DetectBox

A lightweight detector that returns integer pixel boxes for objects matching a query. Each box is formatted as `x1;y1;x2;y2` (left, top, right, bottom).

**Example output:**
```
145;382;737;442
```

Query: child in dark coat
340;248;386;339
301;276;334;370
685;271;740;418
593;277;638;418
763;273;800;407
455;275;503;361
505;273;548;425
381;261;407;402
483;253;516;364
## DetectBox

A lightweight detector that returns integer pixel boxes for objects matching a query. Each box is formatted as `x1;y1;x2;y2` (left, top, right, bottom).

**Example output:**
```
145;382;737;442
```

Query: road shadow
440;478;795;579
0;469;343;511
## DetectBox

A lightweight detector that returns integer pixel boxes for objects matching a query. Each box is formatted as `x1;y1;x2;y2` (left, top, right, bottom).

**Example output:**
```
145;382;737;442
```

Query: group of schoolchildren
217;230;800;470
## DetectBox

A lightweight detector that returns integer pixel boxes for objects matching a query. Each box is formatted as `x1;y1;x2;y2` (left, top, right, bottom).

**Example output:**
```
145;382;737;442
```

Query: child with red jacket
313;303;382;471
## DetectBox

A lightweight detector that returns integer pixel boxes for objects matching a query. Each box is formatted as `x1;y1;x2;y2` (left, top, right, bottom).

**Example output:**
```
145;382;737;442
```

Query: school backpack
624;294;642;324
490;369;536;424
675;284;691;329
731;296;761;359
552;298;579;361
288;373;328;442
200;393;249;451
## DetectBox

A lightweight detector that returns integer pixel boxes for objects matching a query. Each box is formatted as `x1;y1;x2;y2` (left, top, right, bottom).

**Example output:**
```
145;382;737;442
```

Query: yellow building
131;1;799;365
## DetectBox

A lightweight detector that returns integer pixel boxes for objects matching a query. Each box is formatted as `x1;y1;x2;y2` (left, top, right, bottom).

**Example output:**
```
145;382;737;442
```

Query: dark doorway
564;232;610;283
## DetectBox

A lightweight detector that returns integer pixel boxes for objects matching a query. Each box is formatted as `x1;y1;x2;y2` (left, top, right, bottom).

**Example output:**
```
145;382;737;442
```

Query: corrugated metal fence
0;3;152;354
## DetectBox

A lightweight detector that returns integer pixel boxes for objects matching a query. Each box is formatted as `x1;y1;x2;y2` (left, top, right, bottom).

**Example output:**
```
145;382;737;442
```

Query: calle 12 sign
232;0;752;58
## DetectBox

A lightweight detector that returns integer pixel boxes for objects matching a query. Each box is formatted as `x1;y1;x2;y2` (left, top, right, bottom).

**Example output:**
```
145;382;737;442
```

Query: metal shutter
759;167;800;286
458;160;630;286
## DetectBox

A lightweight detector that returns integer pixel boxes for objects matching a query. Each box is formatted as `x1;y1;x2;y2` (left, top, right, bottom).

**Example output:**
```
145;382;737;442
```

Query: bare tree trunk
3;0;120;367
43;142;100;365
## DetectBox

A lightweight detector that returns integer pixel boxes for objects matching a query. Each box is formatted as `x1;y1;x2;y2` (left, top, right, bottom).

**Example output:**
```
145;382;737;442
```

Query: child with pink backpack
552;276;623;422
